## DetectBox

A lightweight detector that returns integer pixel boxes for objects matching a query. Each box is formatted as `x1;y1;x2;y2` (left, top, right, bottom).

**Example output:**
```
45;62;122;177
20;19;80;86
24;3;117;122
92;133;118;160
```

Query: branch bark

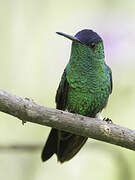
0;89;135;151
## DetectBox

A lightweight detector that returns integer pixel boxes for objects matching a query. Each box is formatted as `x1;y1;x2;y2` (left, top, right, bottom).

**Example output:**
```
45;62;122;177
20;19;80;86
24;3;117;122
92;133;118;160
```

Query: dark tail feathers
41;128;88;163
41;129;58;162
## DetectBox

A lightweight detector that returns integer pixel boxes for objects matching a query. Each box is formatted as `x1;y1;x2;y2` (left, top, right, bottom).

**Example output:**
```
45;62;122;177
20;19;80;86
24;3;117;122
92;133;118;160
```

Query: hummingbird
41;29;112;163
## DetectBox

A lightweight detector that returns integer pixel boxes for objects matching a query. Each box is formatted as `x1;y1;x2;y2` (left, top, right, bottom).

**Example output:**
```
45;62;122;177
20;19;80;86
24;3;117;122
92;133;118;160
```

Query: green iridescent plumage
42;29;112;163
65;42;112;116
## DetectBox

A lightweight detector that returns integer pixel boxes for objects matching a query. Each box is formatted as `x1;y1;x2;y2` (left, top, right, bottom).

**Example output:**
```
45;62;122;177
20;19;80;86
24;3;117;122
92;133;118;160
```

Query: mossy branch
0;89;135;151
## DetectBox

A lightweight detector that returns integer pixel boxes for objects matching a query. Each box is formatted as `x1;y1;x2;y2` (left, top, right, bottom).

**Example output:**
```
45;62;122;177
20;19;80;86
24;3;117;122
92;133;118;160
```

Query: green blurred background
0;0;135;179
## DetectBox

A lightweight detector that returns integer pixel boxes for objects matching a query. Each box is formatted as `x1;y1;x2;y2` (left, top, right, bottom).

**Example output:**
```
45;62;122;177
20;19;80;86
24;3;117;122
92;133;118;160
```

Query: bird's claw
103;118;112;124
24;97;34;102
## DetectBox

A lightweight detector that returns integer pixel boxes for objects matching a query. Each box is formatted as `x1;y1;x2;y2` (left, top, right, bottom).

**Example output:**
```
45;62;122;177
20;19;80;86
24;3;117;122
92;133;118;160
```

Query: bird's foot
24;97;34;102
103;118;113;124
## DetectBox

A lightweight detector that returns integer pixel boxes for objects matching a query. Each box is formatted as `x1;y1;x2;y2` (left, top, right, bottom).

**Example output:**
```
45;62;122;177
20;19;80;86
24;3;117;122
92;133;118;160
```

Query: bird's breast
66;71;110;115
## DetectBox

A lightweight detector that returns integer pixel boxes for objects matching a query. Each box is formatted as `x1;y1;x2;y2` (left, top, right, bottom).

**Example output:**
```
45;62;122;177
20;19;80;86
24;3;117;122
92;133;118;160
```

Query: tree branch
0;144;42;151
0;89;135;151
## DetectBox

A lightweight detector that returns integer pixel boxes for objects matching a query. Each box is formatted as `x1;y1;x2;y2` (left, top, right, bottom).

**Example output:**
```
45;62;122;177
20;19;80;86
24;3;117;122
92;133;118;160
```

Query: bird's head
56;29;104;59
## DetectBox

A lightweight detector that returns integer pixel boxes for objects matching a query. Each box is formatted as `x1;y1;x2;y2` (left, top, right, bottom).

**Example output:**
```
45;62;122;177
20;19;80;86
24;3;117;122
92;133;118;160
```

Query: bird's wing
41;70;69;162
55;69;69;110
55;70;87;163
105;64;113;94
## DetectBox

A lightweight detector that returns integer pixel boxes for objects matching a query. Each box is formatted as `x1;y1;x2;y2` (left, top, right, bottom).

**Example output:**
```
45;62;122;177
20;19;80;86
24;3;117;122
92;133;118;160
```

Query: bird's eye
90;43;96;49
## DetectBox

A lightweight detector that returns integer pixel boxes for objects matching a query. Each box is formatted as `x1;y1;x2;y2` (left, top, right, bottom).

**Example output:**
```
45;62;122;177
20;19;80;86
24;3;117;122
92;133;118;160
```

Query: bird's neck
68;42;105;73
66;42;107;88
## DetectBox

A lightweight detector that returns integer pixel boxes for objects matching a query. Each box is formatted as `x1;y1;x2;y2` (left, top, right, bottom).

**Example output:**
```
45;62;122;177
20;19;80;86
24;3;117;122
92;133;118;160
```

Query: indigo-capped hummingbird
41;29;112;163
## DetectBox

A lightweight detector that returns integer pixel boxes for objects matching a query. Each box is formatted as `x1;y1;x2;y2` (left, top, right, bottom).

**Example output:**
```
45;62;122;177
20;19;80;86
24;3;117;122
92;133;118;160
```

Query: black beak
56;32;81;43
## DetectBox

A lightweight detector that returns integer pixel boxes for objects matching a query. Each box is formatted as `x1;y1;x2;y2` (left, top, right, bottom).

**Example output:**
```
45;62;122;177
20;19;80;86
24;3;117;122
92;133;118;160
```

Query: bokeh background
0;0;135;179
